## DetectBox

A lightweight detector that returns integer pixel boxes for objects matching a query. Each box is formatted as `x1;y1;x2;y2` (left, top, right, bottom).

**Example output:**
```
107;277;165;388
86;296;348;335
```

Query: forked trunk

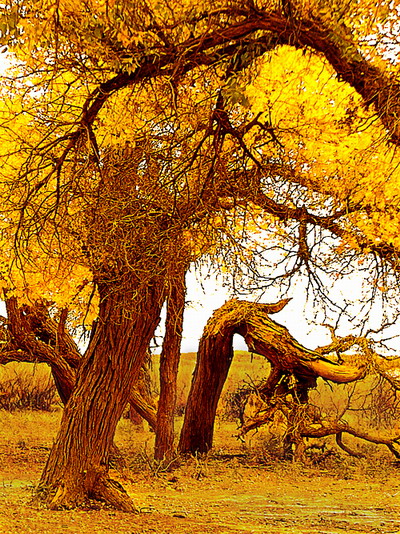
179;299;366;455
35;282;164;511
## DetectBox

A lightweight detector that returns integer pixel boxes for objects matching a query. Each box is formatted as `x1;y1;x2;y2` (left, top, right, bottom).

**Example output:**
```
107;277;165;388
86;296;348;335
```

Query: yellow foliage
0;0;400;316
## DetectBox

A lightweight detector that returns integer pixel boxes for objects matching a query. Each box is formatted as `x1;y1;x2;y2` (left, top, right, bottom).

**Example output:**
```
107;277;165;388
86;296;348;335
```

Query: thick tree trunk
35;282;164;511
154;266;186;461
128;353;158;430
179;299;294;454
129;390;157;431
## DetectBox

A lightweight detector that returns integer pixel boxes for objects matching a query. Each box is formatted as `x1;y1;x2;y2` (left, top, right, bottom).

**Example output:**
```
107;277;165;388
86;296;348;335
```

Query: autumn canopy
0;0;400;511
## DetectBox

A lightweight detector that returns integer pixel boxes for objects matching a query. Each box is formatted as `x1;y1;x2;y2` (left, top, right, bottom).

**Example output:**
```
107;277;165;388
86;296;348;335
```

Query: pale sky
155;268;332;354
170;267;400;355
0;49;10;75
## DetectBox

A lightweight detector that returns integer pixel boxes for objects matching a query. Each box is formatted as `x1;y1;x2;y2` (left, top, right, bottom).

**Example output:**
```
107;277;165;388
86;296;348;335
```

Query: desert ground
0;409;399;534
1;355;400;533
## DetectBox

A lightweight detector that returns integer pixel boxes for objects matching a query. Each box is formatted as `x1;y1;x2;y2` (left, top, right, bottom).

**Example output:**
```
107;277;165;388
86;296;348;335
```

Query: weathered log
240;392;400;460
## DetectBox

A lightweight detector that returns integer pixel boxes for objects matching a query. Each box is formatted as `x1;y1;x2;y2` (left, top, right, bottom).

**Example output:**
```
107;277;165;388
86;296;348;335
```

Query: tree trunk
154;266;186;461
35;282;164;511
127;406;144;427
129;354;158;430
179;299;292;454
1;296;159;431
179;315;235;454
129;390;157;431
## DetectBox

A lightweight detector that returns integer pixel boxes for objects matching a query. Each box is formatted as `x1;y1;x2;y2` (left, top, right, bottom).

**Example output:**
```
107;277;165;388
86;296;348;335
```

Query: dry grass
1;353;399;461
1;409;400;534
1;352;399;533
0;362;59;412
150;351;270;415
1;353;399;463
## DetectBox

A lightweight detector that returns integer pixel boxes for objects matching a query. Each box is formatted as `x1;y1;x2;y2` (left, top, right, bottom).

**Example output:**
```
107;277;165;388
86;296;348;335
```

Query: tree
0;297;157;428
155;262;186;461
1;0;400;510
180;298;400;459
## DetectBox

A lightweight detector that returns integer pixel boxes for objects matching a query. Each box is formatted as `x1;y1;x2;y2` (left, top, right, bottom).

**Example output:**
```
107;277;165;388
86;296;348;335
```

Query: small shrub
0;363;59;411
221;387;249;423
366;378;400;429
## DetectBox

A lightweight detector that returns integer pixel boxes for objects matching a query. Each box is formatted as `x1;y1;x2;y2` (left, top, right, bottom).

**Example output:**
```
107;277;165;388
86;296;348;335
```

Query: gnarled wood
0;297;158;430
180;298;368;454
240;399;400;460
35;283;164;511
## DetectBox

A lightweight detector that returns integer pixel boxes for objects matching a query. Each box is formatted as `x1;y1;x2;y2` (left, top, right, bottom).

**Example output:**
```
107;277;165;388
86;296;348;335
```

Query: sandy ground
1;436;400;534
0;411;399;533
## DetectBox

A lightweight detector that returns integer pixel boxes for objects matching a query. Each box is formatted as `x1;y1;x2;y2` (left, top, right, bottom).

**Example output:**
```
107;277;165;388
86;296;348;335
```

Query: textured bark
35;282;164;511
240;404;400;460
179;299;367;455
179;325;234;454
0;297;159;429
129;389;157;431
128;352;158;430
154;266;186;460
4;298;78;404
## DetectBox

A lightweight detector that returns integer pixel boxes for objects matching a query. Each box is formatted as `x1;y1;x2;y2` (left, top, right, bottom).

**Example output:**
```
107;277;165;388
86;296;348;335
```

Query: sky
0;50;9;74
155;268;333;354
165;267;400;356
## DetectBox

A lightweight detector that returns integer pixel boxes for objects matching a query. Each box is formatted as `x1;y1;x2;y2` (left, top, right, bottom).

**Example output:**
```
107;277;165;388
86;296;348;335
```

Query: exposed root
91;478;137;513
241;400;400;461
34;476;137;512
